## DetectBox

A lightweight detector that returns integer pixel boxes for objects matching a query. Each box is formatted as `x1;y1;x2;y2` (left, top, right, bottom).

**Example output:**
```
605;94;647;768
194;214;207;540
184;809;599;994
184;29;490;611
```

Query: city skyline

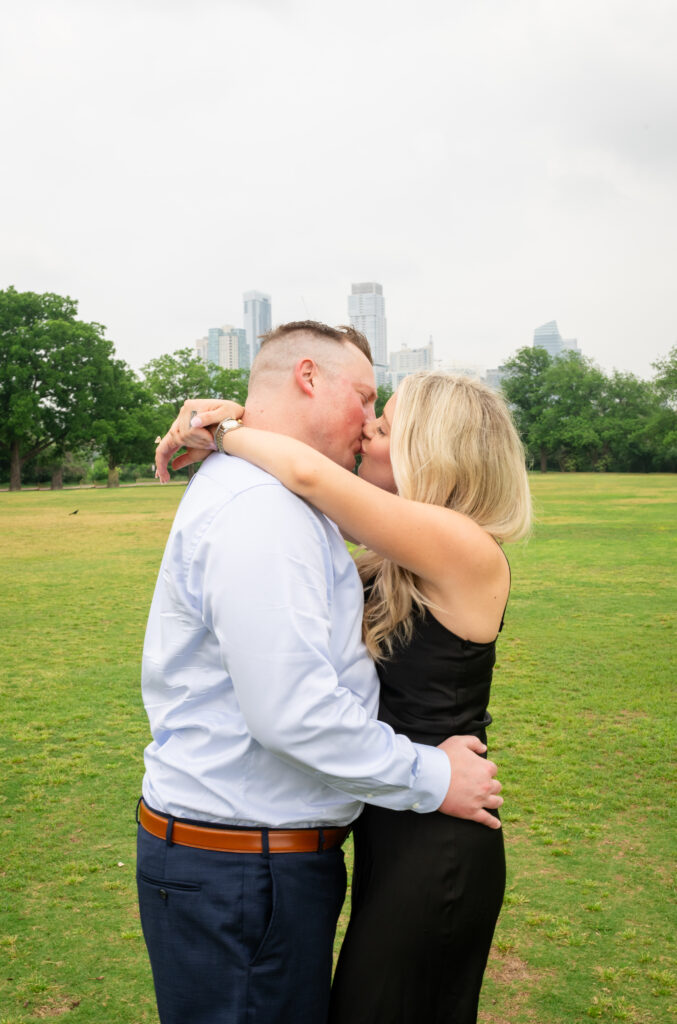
193;272;599;375
193;285;597;385
3;1;674;383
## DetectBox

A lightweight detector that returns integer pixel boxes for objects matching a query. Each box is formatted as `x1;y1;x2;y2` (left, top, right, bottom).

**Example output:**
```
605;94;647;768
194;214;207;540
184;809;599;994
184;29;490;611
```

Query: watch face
216;419;241;452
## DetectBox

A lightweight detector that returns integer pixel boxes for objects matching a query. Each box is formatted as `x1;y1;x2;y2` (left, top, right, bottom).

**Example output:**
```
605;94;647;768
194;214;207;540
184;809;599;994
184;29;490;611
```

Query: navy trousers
137;824;347;1024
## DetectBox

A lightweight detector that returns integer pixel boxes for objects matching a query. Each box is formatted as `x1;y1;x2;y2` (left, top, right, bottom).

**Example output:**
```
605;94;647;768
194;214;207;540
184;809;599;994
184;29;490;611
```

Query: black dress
328;606;506;1024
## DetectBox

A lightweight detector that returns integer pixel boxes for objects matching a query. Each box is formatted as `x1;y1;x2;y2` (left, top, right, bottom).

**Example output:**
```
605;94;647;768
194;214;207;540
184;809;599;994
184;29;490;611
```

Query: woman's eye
377;426;385;436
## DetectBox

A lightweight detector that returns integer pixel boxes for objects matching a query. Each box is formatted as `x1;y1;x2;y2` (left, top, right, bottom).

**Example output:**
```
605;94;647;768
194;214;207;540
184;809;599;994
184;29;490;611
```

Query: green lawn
1;475;675;1023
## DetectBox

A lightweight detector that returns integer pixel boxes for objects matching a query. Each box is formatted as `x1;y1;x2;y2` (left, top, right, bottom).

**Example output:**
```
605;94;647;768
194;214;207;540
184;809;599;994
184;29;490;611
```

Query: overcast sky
2;0;675;379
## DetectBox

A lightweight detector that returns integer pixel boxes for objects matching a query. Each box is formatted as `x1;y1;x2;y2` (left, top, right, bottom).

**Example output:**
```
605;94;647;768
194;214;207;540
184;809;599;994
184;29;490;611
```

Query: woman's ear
293;358;317;398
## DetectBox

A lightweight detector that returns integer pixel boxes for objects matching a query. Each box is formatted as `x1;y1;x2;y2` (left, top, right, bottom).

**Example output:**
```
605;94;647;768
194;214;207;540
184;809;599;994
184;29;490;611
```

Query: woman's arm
221;426;503;599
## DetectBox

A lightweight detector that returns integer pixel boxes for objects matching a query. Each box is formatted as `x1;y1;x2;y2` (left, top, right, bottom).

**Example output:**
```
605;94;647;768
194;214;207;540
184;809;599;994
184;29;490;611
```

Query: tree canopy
141;349;249;416
0;287;116;489
1;283;674;487
501;347;676;472
375;383;393;418
90;359;160;486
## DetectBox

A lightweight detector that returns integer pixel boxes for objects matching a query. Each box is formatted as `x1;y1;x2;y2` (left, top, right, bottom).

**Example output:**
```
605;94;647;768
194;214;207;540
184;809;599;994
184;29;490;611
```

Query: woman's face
358;394;397;493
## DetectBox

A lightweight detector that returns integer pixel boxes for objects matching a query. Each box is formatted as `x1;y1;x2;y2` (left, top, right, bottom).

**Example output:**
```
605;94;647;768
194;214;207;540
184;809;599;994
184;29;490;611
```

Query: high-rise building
533;321;580;358
207;328;222;365
348;282;388;386
195;325;247;370
219;326;245;370
243;291;272;365
389;339;434;389
237;329;250;370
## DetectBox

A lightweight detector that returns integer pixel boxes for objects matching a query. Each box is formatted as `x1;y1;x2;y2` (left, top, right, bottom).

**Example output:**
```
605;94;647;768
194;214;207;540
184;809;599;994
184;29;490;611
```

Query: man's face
312;344;377;470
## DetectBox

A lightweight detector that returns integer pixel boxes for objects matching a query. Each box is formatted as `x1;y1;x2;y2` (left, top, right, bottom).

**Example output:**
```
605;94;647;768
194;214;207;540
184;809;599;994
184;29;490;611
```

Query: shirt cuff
408;743;451;813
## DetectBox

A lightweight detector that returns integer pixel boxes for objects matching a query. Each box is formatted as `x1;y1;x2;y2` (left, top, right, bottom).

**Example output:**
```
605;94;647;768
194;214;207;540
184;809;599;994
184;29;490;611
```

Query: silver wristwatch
214;418;243;453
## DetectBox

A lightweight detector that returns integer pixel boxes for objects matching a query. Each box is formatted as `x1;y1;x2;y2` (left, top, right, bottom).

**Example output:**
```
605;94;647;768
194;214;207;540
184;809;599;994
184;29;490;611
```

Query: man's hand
436;735;503;829
155;398;245;482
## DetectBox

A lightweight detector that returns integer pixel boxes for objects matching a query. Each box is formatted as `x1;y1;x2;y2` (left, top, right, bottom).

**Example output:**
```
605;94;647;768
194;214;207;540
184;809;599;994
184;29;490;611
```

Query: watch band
214;418;243;453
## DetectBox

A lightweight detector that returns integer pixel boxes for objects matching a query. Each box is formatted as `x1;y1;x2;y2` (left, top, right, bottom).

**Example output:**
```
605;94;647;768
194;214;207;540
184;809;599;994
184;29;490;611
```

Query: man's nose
362;416;376;438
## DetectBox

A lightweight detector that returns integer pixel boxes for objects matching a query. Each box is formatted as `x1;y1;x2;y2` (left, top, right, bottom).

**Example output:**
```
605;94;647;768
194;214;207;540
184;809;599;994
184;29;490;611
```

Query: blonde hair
358;372;531;659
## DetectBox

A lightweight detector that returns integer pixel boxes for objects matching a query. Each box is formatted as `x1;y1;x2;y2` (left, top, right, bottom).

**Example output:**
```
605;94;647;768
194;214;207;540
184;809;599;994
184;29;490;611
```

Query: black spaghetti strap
497;545;511;633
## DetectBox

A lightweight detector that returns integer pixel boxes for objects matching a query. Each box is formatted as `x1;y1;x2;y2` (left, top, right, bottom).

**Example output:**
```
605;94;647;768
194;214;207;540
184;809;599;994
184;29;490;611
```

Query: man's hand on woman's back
437;735;503;829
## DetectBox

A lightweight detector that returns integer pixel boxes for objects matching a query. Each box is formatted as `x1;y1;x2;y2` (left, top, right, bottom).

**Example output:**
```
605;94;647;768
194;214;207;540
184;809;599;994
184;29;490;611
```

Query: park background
2;474;675;1023
2;0;676;1021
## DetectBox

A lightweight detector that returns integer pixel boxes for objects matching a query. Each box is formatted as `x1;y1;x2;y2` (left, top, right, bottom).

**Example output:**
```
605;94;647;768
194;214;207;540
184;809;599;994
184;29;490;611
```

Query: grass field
1;475;675;1023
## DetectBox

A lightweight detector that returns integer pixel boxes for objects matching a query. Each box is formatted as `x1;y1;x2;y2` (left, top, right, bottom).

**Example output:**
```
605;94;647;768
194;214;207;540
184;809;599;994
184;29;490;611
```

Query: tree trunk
10;441;22;491
107;465;120;488
51;466;63;490
539;446;548;473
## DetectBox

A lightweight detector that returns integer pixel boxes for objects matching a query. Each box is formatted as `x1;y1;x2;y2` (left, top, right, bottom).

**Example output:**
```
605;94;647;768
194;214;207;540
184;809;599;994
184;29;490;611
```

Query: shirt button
412;802;420;810
366;793;373;799
159;889;168;900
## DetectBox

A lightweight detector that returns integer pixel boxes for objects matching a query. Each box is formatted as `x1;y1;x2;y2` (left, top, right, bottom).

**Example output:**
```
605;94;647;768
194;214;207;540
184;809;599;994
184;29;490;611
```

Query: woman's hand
155;398;245;482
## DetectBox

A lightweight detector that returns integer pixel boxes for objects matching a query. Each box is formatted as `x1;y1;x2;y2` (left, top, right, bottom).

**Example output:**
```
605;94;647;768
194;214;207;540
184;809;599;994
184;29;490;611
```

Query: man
139;321;502;1024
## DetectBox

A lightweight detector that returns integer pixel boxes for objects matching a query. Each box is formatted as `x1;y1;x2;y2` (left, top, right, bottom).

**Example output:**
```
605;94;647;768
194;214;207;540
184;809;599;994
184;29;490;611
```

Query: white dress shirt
141;454;450;828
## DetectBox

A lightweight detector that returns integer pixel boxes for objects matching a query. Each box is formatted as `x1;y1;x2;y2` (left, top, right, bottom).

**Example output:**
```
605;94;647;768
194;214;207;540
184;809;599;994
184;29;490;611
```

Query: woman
158;372;531;1023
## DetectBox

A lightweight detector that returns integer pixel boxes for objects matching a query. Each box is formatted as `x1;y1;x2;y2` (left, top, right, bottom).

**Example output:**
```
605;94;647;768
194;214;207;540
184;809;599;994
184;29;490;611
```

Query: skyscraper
237;329;250;371
389;338;434;389
348;282;388;386
243;291;272;366
207;328;222;365
195;336;209;362
533;321;580;358
218;326;246;370
196;326;247;370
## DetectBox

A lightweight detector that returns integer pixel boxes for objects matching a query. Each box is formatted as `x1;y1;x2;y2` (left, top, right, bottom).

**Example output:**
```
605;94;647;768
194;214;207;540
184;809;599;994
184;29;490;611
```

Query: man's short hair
260;321;373;364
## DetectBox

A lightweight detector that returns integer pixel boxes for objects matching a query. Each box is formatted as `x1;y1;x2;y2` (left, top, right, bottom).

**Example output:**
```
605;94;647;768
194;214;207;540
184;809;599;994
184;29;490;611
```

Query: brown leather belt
138;801;350;854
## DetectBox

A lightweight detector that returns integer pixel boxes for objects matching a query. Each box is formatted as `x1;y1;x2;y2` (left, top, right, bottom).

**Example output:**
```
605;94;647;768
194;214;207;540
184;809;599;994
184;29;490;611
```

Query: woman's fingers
175;400;244;448
155;423;182;482
170;448;213;473
155;399;245;481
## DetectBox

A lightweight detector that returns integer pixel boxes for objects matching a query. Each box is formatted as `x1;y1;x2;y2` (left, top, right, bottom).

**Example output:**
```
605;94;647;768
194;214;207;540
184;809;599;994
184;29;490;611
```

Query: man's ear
293;358;317;398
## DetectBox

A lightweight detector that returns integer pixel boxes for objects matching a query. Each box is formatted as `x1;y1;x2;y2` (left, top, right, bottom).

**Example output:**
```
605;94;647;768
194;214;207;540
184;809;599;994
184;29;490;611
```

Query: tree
539;352;606;471
502;345;676;472
142;349;250;419
500;346;552;470
90;359;160;487
649;347;677;469
211;367;250;406
597;371;659;472
375;383;393;418
0;286;116;490
652;345;677;408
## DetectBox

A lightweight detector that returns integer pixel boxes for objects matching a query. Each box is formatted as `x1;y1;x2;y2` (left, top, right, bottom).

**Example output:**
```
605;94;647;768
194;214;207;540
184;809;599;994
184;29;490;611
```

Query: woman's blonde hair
357;372;531;659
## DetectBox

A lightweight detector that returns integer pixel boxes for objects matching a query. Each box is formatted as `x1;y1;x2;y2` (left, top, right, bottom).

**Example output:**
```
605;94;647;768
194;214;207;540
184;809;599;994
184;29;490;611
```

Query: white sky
2;0;675;379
